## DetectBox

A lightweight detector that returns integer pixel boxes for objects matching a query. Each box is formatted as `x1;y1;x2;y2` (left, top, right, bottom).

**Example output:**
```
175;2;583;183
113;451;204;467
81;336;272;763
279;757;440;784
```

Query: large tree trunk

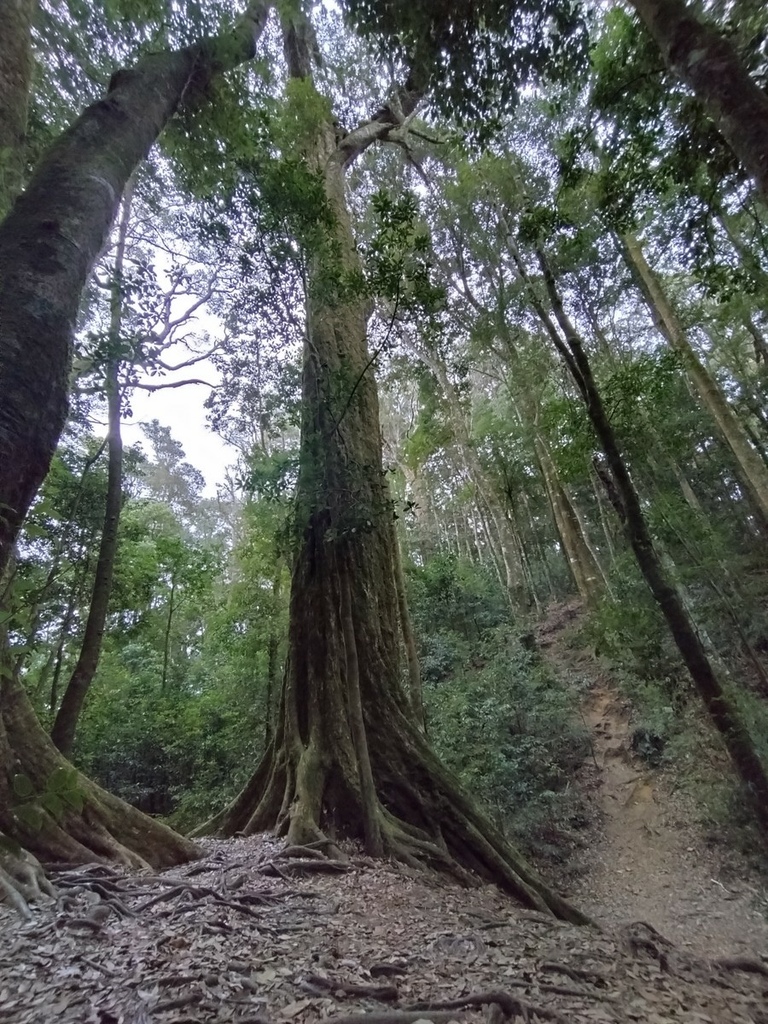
201;13;585;924
622;232;768;526
51;182;134;756
626;0;768;204
0;650;198;869
0;2;270;904
0;1;269;579
524;242;768;840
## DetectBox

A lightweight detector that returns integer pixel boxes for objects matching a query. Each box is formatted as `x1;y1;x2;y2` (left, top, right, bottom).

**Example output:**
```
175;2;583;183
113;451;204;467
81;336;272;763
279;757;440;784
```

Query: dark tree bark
0;1;270;579
626;0;768;204
0;2;270;907
52;181;134;756
0;0;35;219
513;235;768;840
199;10;586;924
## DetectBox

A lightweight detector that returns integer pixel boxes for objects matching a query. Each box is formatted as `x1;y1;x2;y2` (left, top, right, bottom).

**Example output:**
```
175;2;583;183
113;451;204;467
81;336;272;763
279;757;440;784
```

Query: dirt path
537;602;768;960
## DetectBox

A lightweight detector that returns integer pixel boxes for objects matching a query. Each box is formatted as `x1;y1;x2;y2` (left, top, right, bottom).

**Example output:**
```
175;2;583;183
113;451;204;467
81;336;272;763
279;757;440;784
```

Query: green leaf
14;805;43;832
41;793;64;820
12;774;35;800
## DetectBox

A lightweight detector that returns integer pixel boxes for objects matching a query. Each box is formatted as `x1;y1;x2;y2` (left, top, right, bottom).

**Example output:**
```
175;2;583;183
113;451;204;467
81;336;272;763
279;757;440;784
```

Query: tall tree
201;5;584;922
346;0;768;202
50;181;135;756
0;1;270;900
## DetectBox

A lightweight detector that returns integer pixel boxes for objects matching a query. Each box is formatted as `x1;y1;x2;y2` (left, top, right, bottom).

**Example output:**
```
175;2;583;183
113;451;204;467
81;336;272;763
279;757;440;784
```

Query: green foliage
425;625;590;861
345;0;590;140
11;768;85;832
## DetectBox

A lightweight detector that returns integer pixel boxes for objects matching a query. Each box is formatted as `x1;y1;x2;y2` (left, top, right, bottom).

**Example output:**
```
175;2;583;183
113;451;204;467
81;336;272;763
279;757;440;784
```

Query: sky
121;351;238;498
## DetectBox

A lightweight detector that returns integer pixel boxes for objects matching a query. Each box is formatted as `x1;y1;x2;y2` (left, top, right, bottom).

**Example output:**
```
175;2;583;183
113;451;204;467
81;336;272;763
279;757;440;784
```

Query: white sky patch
124;380;236;497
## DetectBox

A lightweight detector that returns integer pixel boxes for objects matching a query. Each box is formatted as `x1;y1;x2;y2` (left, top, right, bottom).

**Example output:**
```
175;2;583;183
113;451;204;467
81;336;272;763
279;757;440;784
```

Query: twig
403;990;569;1023
305;973;399;1001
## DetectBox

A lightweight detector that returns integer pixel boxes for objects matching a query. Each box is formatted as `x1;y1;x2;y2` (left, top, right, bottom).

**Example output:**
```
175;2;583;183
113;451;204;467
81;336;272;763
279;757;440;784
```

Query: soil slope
537;600;768;960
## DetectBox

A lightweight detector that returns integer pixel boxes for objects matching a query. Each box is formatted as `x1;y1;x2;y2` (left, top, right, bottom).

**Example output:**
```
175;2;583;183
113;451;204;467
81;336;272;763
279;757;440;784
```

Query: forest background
1;0;768;913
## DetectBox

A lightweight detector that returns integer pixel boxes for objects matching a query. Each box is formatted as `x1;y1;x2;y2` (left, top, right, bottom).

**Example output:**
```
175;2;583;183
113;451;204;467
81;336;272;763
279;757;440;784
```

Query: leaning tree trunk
200;13;586;924
0;0;270;579
52;182;135;756
524;242;768;840
626;0;768;204
0;3;270;902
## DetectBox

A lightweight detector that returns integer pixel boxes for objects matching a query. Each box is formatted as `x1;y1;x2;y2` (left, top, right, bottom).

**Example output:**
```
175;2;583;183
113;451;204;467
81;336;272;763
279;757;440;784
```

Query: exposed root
261;857;350;876
326;990;570;1024
713;956;768;978
301;972;399;1002
0;845;56;918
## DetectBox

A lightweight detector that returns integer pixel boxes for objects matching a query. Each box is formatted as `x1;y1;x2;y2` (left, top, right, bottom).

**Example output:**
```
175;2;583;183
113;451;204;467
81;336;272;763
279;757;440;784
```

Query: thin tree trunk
411;345;528;608
626;0;768;203
534;434;606;604
527;242;768;839
390;513;424;728
161;577;176;692
0;0;34;219
264;574;282;745
622;231;768;525
51;181;134;756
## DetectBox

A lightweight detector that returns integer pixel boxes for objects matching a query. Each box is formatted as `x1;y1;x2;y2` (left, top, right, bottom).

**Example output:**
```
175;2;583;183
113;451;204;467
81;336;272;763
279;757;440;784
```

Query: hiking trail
537;599;768;960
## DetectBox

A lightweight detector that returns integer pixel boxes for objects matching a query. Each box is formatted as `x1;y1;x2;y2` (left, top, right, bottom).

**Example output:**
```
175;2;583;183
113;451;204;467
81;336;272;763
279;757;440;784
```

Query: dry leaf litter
1;834;767;1024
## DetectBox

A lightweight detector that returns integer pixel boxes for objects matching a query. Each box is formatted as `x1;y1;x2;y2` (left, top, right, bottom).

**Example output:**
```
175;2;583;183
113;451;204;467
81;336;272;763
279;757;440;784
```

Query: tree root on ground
324;989;571;1024
0;845;56;918
713;956;768;977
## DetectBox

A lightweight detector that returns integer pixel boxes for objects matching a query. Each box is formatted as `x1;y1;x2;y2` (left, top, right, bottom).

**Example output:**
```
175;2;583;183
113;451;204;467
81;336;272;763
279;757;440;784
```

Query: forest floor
535;598;768;961
1;833;768;1024
2;603;768;1023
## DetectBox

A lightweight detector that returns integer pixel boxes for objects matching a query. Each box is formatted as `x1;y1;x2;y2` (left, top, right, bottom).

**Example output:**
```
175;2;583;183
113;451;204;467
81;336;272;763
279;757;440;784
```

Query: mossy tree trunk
0;652;198;869
202;8;585;923
0;3;270;892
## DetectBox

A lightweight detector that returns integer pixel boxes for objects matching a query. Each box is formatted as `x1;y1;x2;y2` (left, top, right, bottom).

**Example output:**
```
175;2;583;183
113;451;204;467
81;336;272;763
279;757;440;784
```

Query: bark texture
202;12;585;924
0;0;35;218
0;0;270;578
627;0;768;203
